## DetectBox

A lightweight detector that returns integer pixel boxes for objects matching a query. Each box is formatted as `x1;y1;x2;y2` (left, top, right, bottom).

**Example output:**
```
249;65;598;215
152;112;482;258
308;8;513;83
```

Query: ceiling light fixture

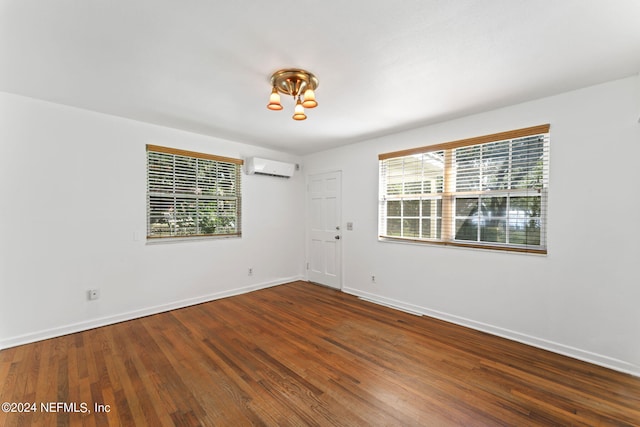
267;68;318;121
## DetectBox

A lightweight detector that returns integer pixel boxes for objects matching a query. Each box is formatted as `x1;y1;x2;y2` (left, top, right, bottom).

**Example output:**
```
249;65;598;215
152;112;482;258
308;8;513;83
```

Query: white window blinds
379;125;550;254
146;145;243;239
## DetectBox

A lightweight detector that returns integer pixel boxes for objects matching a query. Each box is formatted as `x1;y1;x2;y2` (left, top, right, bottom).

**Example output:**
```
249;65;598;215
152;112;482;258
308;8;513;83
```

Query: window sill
378;236;547;255
146;234;241;245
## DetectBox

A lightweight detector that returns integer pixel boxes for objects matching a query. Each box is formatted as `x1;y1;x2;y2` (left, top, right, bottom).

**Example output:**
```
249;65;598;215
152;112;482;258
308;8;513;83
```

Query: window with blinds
378;125;550;254
146;145;243;239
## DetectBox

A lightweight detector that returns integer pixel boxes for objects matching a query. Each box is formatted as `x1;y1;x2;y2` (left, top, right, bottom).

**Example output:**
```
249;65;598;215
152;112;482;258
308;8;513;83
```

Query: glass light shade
302;88;317;108
267;87;283;110
292;98;307;120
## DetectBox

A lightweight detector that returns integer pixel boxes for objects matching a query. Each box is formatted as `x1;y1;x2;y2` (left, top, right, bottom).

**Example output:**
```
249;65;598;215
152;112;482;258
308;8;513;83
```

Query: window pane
173;197;197;235
148;195;175;237
510;196;541;217
509;219;541;245
197;160;218;195
387;201;401;216
511;136;545;190
403;200;420;216
508;196;541;245
174;156;197;194
421;200;431;217
148;152;175;193
197;199;237;234
455;146;481;191
478;196;507;243
422;218;431;237
481;196;507;218
483;141;510;190
422;151;445;194
404;180;422;194
421;199;442;217
421;218;441;239
198;199;219;234
387;219;401;236
456;198;478;217
216;200;238;234
386;158;404;176
219;165;239;196
480;218;506;243
403;156;423;194
455;219;477;241
403;219;419;238
387;182;402;195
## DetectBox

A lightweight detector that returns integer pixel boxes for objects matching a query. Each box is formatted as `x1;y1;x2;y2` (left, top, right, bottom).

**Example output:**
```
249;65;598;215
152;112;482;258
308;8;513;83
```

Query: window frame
146;144;243;240
378;125;550;254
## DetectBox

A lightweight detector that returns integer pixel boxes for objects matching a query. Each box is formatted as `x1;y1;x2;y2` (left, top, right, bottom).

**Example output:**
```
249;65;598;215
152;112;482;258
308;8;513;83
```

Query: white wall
303;75;640;376
0;92;305;348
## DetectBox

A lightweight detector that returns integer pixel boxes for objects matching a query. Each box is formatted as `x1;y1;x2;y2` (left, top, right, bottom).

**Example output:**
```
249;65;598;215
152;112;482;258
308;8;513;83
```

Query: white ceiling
2;1;640;155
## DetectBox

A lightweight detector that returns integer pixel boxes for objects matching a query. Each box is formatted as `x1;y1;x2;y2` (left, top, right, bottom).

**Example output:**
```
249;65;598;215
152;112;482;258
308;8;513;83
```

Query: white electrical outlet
371;275;376;283
248;268;253;276
88;289;100;300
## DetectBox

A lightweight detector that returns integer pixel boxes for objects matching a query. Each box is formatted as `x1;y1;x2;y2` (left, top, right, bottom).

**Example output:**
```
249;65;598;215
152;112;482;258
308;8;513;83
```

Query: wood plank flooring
1;281;639;426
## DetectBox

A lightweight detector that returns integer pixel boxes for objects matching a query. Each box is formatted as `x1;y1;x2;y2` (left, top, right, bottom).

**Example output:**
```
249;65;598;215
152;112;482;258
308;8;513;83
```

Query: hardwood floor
1;281;639;426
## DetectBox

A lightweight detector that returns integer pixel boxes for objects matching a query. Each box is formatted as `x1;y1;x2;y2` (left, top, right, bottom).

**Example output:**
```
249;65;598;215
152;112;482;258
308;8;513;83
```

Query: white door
307;171;342;289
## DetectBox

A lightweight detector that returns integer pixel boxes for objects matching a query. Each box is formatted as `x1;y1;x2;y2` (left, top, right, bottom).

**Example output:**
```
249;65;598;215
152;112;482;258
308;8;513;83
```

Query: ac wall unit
245;157;295;178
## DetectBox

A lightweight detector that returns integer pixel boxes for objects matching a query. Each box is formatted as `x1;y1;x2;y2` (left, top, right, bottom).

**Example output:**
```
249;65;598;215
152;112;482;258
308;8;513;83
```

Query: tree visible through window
378;125;549;254
146;145;243;239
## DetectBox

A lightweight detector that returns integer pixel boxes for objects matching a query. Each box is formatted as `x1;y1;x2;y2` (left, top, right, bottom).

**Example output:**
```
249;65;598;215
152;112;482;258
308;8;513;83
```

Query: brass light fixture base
270;69;319;97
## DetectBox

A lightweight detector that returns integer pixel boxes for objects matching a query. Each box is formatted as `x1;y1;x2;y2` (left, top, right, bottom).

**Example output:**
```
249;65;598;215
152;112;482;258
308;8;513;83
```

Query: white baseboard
0;276;303;350
343;287;640;378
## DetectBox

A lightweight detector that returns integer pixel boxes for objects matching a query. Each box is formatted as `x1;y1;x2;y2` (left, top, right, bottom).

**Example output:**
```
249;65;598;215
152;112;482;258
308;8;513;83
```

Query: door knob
334;235;341;240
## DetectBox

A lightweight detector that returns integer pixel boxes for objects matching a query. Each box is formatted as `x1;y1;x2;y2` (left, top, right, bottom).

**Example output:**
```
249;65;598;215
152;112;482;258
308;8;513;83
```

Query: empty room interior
1;1;640;425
